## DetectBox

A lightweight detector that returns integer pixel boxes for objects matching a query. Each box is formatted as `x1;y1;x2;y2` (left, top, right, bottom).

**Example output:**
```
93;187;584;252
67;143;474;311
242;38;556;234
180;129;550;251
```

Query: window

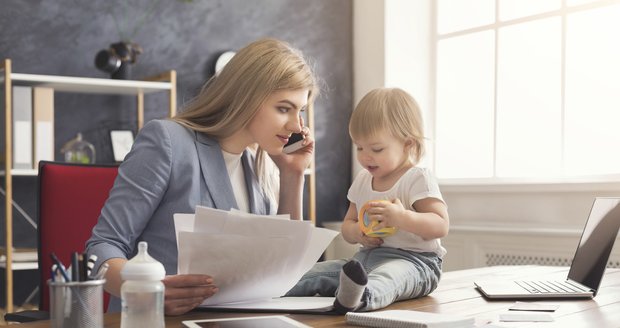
434;0;620;183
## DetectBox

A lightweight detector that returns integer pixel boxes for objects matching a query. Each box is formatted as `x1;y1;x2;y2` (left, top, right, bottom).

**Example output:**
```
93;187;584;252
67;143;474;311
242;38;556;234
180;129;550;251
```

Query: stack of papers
174;206;339;309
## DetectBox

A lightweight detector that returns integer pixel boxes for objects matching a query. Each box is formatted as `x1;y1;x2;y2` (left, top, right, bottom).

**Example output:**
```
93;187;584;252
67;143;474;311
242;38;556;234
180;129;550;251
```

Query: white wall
352;0;432;175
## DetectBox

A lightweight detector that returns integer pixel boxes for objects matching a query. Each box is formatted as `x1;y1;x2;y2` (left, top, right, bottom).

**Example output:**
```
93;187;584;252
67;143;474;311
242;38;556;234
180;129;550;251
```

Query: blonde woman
286;88;449;313
87;38;319;315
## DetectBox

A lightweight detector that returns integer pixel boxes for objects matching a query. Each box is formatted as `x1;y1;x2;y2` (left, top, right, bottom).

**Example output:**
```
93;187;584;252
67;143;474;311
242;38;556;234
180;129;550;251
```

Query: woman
86;38;319;315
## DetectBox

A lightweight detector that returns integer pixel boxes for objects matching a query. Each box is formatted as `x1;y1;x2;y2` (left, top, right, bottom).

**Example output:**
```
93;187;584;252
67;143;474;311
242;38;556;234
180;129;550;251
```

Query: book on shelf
12;86;33;170
33;87;54;167
345;309;474;328
0;85;4;165
0;247;38;263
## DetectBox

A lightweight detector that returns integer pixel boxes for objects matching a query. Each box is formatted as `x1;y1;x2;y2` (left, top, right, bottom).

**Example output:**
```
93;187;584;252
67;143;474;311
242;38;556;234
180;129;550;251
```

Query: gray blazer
86;119;273;312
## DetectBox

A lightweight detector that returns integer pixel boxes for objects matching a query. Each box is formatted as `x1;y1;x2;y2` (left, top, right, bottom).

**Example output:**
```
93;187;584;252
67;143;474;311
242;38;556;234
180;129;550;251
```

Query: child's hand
357;232;383;248
367;199;406;231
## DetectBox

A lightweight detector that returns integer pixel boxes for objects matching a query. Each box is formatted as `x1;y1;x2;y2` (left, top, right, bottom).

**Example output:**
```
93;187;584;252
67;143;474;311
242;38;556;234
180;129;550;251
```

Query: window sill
439;176;620;193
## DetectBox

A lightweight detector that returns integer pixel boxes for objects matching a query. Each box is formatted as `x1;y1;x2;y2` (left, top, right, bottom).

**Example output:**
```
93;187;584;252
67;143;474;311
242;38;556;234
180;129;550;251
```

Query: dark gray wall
0;0;353;248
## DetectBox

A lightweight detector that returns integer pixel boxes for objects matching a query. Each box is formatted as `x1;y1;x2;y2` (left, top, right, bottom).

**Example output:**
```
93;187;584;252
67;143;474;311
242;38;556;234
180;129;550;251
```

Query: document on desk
174;206;339;309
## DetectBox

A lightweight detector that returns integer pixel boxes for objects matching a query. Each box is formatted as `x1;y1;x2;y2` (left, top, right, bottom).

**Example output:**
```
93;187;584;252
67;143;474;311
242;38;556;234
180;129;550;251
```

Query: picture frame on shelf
110;130;134;162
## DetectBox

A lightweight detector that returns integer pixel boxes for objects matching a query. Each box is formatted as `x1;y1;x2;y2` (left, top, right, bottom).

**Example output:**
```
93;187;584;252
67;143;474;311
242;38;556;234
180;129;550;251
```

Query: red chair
37;161;118;312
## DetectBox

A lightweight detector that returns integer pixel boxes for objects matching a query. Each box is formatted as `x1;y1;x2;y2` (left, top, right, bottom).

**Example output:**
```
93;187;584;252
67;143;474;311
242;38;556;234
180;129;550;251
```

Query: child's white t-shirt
347;167;447;257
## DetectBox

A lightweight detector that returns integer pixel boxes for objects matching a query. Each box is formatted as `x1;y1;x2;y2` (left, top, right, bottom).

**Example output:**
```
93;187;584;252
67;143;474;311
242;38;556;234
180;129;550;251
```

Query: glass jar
60;133;96;164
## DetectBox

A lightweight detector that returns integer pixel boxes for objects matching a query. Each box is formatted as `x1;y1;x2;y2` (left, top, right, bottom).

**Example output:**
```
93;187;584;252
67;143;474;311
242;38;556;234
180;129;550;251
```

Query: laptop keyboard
516;280;590;294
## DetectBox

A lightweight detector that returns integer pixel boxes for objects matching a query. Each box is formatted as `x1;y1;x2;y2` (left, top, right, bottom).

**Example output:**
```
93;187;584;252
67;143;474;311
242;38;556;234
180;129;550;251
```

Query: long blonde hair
349;88;425;163
173;38;319;202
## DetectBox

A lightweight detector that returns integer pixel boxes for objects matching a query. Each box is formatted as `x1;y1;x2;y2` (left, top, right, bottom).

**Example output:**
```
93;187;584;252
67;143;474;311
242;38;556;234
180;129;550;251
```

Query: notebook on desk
475;197;620;299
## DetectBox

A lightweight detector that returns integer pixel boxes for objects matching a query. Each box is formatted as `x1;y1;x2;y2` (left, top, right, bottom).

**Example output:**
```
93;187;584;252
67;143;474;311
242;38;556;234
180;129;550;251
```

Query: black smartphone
283;133;305;153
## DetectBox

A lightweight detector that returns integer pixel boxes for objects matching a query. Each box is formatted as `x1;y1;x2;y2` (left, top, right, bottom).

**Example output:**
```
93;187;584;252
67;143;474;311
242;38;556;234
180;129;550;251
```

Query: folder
12;86;33;170
32;87;54;167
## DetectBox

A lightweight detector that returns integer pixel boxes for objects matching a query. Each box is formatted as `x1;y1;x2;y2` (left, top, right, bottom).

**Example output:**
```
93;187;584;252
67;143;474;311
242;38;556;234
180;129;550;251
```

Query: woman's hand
270;117;314;220
270;117;314;176
162;274;218;316
270;130;314;176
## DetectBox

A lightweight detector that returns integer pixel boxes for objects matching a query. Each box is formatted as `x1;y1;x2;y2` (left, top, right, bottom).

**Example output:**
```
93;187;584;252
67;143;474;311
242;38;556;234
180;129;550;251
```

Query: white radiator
442;224;620;271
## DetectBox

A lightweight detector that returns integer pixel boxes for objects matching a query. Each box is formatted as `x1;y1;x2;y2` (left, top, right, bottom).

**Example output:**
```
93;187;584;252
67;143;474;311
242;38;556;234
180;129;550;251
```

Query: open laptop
475;197;620;299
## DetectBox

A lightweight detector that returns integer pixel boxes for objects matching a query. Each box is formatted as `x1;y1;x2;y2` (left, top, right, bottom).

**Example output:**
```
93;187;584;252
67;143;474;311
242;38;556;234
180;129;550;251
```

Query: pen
51;264;57;282
50;252;70;282
71;252;79;282
94;263;109;281
86;254;98;279
79;253;87;281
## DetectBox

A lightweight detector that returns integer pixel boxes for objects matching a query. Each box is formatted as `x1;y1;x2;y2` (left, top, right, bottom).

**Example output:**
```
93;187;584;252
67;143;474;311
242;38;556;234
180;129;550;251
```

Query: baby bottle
120;241;166;328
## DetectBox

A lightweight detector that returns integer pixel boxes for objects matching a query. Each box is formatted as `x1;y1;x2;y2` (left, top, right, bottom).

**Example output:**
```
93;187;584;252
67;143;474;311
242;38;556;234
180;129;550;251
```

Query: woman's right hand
162;274;219;316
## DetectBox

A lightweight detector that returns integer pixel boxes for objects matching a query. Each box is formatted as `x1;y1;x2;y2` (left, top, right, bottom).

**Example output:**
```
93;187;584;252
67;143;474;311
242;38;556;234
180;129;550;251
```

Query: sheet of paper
214;211;338;280
201;296;335;312
173;213;195;244
296;227;339;276
179;232;299;305
213;209;315;279
174;213;196;274
509;301;560;312
194;206;229;233
499;312;554;322
175;207;338;306
230;208;290;220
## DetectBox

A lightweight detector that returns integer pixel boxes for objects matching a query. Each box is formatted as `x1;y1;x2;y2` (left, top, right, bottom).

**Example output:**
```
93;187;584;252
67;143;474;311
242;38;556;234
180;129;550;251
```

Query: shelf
0;169;37;177
2;73;172;95
1;58;177;313
0;261;38;270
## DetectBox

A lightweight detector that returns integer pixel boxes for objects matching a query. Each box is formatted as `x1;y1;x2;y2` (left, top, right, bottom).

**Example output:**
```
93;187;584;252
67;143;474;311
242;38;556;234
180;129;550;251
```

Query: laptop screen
567;198;620;293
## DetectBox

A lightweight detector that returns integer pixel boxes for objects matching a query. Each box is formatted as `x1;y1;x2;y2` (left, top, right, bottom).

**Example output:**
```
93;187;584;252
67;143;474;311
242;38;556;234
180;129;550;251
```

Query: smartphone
283;133;305;154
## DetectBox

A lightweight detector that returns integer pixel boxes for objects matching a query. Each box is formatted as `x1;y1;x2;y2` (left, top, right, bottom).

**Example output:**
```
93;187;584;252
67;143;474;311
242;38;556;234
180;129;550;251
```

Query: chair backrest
37;161;118;312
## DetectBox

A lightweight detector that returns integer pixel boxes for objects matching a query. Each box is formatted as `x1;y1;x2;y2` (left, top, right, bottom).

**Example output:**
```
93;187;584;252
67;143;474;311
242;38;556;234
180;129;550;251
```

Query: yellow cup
358;200;398;237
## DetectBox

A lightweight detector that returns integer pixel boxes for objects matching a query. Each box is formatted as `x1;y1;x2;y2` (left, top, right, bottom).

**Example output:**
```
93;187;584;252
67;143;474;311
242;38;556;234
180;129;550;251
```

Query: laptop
475;197;620;299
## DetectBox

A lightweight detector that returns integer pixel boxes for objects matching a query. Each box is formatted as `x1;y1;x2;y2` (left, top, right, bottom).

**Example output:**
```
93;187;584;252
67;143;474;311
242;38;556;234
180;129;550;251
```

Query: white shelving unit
1;58;177;312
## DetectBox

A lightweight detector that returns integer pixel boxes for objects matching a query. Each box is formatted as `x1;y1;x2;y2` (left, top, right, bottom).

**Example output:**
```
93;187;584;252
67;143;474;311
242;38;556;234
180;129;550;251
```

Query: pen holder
48;279;105;328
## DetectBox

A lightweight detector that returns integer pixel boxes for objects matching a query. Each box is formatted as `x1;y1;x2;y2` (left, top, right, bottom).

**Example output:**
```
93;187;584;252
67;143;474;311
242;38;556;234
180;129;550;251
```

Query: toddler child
286;87;449;313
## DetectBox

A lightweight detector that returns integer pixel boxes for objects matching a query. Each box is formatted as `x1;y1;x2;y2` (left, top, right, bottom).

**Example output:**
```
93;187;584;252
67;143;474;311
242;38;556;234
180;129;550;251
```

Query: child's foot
333;259;368;314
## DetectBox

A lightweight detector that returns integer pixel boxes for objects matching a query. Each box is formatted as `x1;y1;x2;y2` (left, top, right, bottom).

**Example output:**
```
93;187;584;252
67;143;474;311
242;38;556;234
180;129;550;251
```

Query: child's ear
404;138;415;148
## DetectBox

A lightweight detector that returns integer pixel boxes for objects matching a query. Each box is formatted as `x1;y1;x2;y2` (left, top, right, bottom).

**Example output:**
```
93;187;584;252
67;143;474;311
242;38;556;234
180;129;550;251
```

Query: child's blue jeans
285;247;442;311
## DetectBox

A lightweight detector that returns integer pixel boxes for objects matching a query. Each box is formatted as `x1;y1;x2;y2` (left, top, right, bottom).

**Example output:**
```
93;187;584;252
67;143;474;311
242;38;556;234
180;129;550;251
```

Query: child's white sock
333;259;368;314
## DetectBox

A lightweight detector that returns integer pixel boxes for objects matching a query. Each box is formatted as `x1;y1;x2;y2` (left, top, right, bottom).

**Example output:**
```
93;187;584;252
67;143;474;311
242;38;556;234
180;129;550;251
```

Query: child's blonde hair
349;88;425;163
173;38;319;202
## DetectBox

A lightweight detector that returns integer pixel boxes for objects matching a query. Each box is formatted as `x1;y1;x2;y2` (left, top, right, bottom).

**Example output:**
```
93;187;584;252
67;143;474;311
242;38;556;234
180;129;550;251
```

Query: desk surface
18;265;620;327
